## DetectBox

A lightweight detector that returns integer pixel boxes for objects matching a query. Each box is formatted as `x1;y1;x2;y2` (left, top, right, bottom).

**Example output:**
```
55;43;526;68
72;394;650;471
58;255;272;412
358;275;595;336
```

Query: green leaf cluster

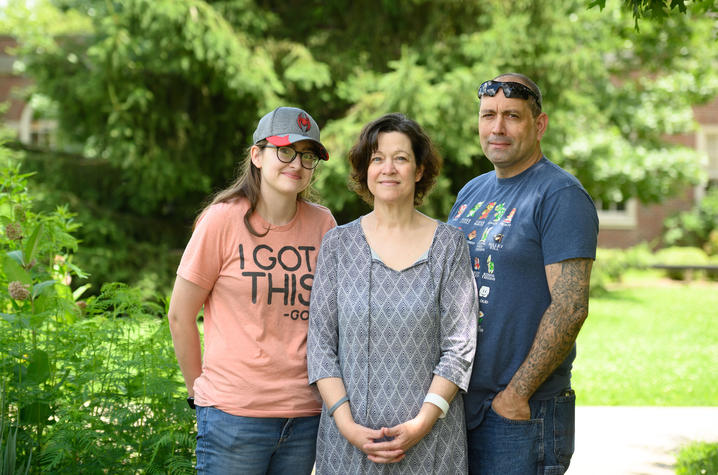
588;0;717;29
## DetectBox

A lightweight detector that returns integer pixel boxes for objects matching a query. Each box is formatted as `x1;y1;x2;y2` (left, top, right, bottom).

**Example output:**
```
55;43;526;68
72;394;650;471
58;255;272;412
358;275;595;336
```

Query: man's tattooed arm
509;258;593;398
491;257;593;420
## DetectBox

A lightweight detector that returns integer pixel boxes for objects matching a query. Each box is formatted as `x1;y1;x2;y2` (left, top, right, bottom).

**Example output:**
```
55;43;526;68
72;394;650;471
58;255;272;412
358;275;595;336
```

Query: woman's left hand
362;415;433;464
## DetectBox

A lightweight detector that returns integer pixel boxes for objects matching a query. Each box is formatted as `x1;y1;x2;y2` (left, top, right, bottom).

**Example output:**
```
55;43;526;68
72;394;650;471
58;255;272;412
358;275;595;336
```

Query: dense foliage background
1;0;716;294
0;1;717;472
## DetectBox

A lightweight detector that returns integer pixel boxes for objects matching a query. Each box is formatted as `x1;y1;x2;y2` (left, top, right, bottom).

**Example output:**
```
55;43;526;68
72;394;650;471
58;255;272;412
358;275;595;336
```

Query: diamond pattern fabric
308;219;478;474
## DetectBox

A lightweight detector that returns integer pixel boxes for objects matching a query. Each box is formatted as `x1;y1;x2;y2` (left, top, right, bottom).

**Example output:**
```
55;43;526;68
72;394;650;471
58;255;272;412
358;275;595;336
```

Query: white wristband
423;393;449;419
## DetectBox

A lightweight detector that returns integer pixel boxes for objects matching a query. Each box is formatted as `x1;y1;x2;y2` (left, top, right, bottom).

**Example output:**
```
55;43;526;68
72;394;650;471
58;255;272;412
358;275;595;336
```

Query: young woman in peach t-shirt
168;107;335;474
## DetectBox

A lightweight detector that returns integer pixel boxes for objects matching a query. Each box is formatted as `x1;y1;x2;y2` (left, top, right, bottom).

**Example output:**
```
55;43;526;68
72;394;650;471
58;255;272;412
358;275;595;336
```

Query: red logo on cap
297;113;311;134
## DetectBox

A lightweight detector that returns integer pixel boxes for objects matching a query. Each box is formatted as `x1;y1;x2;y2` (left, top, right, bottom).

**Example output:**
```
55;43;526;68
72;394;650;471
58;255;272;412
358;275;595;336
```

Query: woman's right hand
167;277;208;395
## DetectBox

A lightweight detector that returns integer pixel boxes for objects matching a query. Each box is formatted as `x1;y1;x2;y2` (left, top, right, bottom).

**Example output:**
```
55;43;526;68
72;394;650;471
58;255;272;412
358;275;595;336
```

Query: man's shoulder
535;157;584;189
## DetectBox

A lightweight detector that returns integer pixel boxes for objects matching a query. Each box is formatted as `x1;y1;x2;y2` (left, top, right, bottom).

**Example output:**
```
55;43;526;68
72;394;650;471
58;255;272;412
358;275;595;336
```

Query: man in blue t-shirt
448;73;598;474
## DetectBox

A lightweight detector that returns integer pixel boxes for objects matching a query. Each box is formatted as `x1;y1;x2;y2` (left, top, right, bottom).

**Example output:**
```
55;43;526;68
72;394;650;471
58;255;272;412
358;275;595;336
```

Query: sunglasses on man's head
477;80;542;109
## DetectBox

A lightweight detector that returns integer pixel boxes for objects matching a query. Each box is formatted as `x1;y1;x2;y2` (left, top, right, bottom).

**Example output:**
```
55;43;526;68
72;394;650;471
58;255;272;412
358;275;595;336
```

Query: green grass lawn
572;271;718;406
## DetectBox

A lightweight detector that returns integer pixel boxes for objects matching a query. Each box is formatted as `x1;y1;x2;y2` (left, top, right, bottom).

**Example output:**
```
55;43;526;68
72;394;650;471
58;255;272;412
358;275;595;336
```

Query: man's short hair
493;73;543;117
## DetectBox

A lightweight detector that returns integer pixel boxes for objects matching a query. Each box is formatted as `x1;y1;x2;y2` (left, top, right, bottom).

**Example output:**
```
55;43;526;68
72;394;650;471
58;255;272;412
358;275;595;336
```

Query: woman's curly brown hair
348;113;442;206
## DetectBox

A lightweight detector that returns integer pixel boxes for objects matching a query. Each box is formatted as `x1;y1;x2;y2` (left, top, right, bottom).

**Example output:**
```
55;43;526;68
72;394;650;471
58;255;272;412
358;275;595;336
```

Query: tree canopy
589;0;718;28
2;0;717;290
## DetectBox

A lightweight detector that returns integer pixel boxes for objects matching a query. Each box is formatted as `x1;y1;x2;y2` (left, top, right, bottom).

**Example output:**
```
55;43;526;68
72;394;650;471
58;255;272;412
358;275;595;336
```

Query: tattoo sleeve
509;258;593;399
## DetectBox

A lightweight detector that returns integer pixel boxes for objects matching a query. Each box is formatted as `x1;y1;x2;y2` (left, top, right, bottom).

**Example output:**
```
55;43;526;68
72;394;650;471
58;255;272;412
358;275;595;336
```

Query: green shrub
591;244;653;294
654;246;709;280
663;188;718;255
0;144;194;473
676;441;718;475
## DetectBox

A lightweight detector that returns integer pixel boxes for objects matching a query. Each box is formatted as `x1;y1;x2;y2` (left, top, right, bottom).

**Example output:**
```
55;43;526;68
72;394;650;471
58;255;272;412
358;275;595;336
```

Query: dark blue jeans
467;390;575;475
195;406;320;475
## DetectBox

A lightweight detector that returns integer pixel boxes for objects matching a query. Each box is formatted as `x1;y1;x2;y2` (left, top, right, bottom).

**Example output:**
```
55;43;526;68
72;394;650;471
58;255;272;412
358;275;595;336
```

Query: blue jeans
467;389;575;475
195;405;319;475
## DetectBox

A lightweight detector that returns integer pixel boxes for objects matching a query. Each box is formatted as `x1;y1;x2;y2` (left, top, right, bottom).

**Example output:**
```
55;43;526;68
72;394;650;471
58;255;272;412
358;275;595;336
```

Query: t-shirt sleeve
176;206;227;290
539;185;599;266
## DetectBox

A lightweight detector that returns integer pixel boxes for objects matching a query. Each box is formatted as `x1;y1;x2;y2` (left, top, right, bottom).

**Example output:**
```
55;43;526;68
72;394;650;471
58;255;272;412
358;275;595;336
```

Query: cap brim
266;134;329;160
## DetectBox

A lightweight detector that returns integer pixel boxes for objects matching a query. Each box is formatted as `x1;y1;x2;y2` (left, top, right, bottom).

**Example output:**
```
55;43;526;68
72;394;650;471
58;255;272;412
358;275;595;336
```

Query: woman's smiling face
367;131;423;205
252;140;316;197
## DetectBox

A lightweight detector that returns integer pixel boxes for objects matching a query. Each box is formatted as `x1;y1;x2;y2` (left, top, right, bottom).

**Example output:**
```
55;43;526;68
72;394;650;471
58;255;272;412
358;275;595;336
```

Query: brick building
596;98;718;248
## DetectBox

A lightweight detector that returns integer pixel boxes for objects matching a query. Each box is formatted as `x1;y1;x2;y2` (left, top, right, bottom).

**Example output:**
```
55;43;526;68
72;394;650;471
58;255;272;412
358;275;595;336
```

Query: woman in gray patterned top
307;113;478;474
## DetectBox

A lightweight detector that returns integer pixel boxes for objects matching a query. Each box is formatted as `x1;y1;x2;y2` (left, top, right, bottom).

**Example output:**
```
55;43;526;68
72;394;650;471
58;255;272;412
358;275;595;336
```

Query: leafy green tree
305;0;717;218
6;0;331;291
15;0;328;213
3;0;717;291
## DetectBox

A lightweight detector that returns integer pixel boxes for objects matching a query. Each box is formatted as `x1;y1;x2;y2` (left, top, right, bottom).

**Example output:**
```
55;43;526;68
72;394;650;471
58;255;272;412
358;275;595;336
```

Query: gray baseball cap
252;107;329;160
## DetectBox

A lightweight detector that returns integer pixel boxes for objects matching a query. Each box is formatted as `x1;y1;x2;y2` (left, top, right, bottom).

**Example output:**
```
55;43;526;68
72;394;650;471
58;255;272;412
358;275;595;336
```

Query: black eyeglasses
477;80;542;110
265;145;321;170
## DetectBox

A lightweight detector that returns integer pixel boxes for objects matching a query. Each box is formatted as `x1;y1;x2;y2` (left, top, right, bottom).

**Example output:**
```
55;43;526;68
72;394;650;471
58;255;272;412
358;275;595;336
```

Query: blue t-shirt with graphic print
448;157;598;430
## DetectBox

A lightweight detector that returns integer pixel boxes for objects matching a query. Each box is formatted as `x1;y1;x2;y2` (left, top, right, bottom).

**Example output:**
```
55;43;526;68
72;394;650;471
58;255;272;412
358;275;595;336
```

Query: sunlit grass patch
573;272;718;406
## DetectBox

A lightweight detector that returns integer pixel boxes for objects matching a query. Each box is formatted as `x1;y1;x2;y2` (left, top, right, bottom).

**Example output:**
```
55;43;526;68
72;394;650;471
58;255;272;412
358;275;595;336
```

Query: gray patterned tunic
307;219;478;474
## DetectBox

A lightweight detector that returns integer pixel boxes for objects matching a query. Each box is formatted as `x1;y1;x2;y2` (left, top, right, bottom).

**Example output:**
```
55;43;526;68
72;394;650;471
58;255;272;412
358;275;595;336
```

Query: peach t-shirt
177;197;336;417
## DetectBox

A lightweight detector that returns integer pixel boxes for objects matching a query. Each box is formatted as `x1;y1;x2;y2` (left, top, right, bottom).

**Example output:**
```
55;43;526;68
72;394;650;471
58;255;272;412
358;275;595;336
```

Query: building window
596;198;638;229
696;126;718;200
18;104;56;148
29;121;56;148
701;129;718;180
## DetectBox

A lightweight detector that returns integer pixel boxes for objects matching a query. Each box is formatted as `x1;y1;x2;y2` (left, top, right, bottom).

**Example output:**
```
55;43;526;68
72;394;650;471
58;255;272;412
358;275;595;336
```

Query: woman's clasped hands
338;414;435;464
